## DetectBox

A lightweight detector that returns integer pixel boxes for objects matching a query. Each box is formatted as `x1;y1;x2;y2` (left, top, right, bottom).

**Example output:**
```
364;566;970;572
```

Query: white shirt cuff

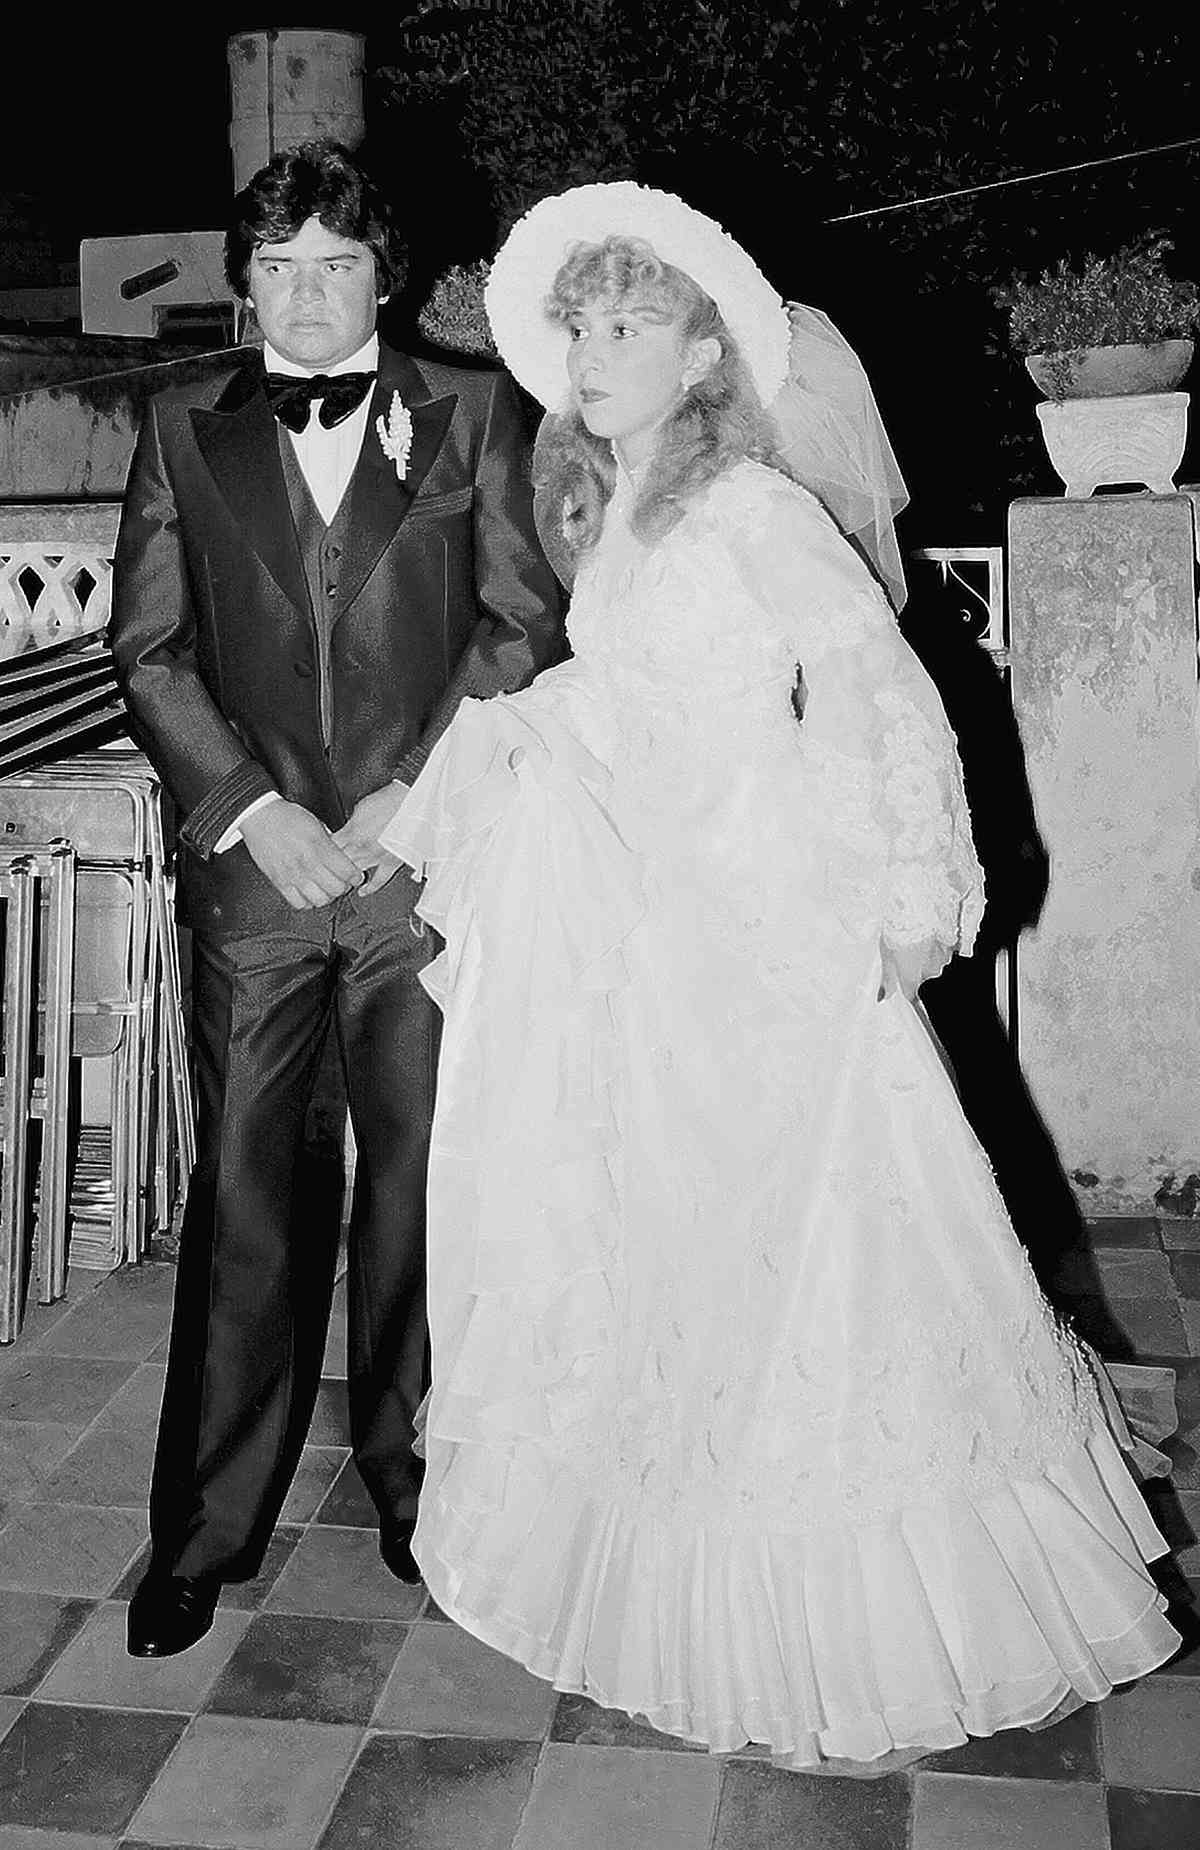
214;790;283;854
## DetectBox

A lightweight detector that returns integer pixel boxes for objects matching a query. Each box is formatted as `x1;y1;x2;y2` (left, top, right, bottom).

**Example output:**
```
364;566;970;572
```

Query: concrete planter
1034;391;1189;498
1025;338;1193;400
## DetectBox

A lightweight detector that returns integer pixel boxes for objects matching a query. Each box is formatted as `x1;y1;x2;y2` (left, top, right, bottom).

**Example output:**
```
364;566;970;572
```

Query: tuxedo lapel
337;347;457;618
190;364;310;618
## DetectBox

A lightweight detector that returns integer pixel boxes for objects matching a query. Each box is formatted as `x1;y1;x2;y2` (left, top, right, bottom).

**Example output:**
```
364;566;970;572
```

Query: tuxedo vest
277;428;357;745
276;426;355;637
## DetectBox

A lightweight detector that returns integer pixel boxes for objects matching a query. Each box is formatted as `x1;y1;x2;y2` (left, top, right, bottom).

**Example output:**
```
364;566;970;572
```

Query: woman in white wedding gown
379;182;1178;1771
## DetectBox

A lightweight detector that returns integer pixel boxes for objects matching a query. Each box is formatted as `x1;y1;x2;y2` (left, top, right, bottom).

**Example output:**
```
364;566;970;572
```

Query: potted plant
994;235;1199;403
994;236;1198;497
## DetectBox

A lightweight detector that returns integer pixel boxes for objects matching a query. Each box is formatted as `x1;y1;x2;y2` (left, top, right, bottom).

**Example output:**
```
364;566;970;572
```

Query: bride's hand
877;937;948;1001
332;781;411;894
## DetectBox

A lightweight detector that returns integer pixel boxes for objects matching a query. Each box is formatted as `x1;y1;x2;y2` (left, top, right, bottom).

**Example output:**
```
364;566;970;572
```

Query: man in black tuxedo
111;141;563;1656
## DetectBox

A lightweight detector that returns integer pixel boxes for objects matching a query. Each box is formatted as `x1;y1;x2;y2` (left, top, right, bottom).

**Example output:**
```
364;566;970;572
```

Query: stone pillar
227;29;366;190
1008;491;1200;1217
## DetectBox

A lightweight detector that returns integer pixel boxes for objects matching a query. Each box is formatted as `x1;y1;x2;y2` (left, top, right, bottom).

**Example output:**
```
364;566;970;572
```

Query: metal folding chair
0;856;36;1341
0;841;76;1339
0;504;195;1316
0;755;194;1285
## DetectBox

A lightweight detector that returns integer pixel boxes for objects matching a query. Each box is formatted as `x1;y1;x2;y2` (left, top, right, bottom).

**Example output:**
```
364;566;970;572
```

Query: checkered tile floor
0;1216;1197;1849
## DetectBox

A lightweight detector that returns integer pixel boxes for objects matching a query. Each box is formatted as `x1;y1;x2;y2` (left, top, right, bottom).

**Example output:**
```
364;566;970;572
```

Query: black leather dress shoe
379;1520;422;1585
126;1568;222;1658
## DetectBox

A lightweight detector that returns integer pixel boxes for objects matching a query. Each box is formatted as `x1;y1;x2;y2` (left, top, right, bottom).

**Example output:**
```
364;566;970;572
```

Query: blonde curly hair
537;235;777;555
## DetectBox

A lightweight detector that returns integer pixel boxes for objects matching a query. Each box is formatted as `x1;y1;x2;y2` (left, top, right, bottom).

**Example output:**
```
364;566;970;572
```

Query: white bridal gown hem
408;1418;1175;1772
381;460;1179;1772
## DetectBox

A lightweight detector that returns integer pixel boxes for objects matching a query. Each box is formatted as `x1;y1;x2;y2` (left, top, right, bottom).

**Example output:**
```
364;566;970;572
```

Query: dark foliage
366;0;1199;543
995;235;1200;356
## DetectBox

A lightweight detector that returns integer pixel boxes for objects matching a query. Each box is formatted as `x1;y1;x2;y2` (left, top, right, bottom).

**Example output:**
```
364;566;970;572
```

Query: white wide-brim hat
485;180;791;410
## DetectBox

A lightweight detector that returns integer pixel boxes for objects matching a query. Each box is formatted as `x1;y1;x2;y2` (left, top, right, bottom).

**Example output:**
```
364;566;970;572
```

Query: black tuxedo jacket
111;343;564;931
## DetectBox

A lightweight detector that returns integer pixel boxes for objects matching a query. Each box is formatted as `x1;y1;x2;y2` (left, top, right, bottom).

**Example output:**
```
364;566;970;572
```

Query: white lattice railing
0;504;121;660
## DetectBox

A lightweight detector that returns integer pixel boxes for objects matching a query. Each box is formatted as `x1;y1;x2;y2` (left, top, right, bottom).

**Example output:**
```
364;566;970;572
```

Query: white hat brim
485;181;790;409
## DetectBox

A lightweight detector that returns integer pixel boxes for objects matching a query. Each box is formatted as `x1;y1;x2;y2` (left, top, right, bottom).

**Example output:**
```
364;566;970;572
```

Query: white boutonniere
376;392;414;481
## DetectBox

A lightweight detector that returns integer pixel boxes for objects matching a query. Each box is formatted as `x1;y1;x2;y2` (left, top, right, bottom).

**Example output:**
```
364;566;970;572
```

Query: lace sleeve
728;470;984;959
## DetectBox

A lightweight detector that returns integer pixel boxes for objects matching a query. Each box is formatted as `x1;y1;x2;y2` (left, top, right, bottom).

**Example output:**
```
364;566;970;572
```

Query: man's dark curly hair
225;139;406;298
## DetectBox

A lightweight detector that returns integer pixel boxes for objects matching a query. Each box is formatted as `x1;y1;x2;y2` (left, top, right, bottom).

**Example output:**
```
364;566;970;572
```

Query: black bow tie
263;370;377;432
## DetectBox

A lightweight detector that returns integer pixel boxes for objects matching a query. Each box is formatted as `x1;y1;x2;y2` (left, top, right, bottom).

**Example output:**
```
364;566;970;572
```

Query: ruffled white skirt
380;681;1179;1771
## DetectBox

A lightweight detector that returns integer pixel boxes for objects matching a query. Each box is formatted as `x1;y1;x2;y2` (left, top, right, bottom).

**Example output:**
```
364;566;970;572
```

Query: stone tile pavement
0;1216;1196;1849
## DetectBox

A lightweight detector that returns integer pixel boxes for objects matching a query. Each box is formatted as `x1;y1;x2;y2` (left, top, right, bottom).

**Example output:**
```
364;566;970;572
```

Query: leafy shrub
417;260;496;356
995;235;1199;356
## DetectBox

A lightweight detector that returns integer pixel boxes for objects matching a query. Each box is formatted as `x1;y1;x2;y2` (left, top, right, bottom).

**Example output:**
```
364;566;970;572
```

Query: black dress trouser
149;873;438;1583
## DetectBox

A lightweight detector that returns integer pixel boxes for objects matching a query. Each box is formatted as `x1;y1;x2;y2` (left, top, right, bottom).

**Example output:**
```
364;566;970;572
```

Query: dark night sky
4;10;1195;270
3;5;1196;535
5;10;1192;249
2;14;370;250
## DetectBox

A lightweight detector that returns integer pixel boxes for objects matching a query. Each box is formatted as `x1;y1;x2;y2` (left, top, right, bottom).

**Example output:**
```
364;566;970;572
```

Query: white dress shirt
215;334;379;853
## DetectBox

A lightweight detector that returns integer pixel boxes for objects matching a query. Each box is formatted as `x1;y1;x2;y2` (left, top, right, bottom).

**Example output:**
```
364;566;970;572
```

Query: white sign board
80;232;236;337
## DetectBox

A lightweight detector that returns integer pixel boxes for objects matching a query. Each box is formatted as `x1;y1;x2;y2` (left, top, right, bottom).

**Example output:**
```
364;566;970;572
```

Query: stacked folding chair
0;505;194;1337
0;841;76;1341
0;629;126;774
0;752;194;1289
